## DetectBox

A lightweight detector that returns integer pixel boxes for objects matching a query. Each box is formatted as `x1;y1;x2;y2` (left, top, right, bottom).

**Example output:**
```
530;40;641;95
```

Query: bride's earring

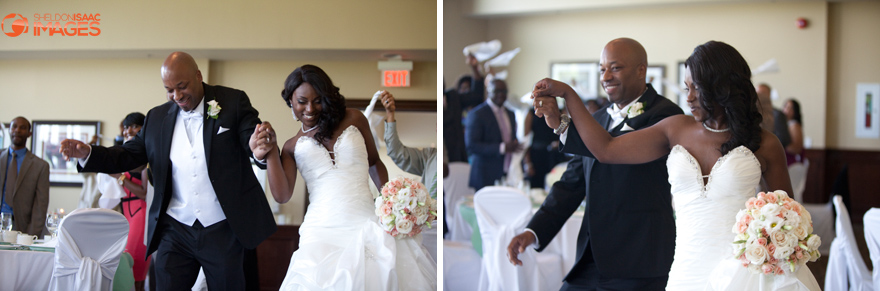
292;108;299;122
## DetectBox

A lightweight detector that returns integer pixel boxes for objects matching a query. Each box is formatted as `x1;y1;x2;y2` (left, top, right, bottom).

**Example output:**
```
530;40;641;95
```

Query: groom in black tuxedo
60;52;276;290
508;38;682;290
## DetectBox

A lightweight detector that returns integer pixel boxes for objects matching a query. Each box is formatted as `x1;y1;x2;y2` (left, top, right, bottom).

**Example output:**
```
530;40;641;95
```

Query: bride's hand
250;122;276;160
532;78;574;101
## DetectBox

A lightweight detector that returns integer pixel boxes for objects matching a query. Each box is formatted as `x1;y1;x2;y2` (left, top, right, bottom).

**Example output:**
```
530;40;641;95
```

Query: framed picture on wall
677;61;690;115
646;65;665;96
31;121;101;186
0;123;9;149
550;62;599;101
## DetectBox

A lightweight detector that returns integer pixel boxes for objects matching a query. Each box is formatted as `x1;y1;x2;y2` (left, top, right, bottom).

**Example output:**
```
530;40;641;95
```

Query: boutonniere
626;102;644;118
207;100;221;119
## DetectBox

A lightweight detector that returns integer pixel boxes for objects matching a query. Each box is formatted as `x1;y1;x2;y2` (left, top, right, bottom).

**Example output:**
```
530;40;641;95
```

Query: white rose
761;203;782;219
792;222;810;240
396;187;411;201
806;235;821;252
374;198;385;216
774;244;795;260
783;210;801;227
395;217;414;234
207;100;221;117
745;244;769;264
412;205;429;225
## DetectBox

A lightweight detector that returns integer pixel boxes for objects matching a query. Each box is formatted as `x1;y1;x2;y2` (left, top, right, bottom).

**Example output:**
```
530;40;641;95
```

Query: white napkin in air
463;40;502;62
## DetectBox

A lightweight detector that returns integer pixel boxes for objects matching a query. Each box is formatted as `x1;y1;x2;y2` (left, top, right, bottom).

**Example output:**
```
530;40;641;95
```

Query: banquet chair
49;208;130;291
825;195;873;291
445;162;475;242
863;208;880;291
788;159;809;202
474;186;564;291
112;252;134;291
443;239;482;291
803;199;835;256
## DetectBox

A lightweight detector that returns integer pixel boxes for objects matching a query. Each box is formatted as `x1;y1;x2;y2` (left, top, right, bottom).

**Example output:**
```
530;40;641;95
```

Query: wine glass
46;212;61;239
1;212;11;232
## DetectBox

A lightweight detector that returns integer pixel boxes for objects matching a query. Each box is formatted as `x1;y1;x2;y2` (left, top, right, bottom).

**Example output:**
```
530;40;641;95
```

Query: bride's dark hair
686;41;763;155
281;64;347;143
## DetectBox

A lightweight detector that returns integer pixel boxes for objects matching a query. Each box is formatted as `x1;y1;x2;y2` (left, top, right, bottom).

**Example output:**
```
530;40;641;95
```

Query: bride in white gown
250;64;436;290
532;41;820;290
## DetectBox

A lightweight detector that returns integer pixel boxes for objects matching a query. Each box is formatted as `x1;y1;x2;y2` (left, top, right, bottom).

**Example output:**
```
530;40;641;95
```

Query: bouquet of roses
732;190;821;275
375;177;438;239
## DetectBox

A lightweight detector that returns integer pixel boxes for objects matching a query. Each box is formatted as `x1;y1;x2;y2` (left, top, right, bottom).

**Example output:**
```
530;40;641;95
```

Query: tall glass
0;212;11;232
46;212;60;239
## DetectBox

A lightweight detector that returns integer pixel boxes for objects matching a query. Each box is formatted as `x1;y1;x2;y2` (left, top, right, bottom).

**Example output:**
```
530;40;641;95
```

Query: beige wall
443;0;490;88
827;1;880;150
446;0;830;148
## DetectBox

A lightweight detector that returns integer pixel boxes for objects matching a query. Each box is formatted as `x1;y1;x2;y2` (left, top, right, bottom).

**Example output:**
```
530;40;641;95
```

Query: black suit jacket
80;83;277;256
444;78;485;162
527;84;682;279
464;102;517;190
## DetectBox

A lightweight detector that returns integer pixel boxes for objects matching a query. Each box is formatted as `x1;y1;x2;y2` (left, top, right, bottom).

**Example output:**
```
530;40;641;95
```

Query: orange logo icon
2;13;28;37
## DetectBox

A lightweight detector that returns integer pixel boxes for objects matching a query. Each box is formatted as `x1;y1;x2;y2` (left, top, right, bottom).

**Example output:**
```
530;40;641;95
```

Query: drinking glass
0;212;11;232
46;212;61;239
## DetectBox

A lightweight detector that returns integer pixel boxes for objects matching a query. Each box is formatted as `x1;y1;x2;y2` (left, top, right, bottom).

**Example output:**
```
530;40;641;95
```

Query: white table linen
0;249;54;290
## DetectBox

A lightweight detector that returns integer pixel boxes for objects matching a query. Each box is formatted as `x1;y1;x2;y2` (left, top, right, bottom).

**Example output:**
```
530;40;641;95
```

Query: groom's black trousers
153;217;245;290
561;242;668;291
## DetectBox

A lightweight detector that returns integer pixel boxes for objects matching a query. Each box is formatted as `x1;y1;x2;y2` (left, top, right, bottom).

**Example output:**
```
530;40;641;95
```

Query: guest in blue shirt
1;117;50;236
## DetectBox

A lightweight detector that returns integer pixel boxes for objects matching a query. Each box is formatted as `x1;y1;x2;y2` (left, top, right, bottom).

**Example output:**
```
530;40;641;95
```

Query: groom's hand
250;122;276;160
59;139;90;161
533;96;561;129
507;232;537;266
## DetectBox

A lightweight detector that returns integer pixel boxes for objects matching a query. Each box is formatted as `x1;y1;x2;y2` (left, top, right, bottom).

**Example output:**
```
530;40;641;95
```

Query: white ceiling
0;49;437;62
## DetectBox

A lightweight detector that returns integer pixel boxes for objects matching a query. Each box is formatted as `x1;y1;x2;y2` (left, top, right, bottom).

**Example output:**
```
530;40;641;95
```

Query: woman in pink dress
110;112;151;291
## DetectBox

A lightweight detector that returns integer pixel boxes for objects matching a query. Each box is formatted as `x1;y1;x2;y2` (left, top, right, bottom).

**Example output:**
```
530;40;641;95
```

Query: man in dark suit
60;52;276;290
508;38;682;290
1;117;50;236
444;54;486;162
464;78;522;190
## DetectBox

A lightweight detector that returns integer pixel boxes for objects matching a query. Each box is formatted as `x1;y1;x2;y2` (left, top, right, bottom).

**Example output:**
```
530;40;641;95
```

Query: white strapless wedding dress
279;125;437;291
665;145;820;291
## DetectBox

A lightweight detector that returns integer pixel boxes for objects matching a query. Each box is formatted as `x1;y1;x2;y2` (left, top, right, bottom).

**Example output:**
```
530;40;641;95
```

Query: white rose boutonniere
626;102;644;118
207;100;221;119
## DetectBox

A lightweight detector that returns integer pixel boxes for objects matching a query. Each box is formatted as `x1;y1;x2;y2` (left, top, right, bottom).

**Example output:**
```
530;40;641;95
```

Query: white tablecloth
0;249;54;290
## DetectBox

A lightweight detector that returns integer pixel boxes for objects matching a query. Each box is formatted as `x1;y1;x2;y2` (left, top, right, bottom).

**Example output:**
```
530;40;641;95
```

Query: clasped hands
531;78;573;130
249;122;276;161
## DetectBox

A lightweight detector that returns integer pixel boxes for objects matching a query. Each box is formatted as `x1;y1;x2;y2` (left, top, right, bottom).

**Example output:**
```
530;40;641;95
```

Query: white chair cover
803;201;835;256
474;186;563;291
825;195;874;291
863;208;880;291
49;208;129;291
445;162;475;241
789;159;810;202
422;227;438;262
443;239;482;291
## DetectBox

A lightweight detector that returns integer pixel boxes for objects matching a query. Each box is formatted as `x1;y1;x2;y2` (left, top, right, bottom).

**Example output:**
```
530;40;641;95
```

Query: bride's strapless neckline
296;125;358;167
670;144;757;193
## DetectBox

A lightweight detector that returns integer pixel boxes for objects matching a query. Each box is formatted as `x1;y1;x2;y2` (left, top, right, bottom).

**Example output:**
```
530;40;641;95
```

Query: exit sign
382;70;410;87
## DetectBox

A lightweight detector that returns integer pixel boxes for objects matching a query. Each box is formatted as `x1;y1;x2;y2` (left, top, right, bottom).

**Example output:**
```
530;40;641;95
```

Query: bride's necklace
702;121;729;133
302;123;318;133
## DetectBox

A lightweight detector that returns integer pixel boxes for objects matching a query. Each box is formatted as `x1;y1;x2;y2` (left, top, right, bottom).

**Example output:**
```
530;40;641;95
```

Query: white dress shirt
166;99;226;227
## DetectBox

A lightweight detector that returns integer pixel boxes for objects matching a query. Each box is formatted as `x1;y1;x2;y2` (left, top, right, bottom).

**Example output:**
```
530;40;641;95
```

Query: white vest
166;111;226;227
